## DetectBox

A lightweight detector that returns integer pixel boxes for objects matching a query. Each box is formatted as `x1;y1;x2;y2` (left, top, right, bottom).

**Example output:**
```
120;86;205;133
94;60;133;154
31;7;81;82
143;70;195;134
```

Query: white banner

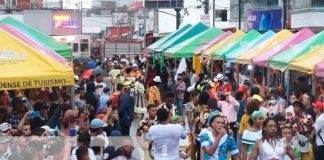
63;0;92;9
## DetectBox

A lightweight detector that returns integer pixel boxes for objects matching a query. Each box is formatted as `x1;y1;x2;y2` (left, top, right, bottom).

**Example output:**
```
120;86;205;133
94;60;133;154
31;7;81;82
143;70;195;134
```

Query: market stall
0;17;72;59
0;24;67;64
147;24;192;53
212;30;260;61
164;28;224;58
253;28;314;67
237;30;293;65
269;31;324;71
0;28;74;90
225;30;275;62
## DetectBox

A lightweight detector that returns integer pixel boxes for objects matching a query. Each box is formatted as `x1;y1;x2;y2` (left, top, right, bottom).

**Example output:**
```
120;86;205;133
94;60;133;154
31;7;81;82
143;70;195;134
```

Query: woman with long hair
248;118;297;160
241;111;264;160
200;111;240;160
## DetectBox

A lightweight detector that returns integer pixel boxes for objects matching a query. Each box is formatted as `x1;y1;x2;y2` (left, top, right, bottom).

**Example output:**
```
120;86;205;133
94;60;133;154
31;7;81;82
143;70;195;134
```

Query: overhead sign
53;15;78;29
201;14;210;26
51;10;81;35
145;0;183;8
63;0;92;9
247;8;282;30
138;10;149;19
112;13;130;24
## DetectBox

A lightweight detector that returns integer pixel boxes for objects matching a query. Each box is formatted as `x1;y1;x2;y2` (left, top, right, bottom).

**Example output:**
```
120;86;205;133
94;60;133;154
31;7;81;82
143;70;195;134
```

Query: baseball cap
0;123;12;132
90;119;108;129
313;101;324;110
252;95;264;103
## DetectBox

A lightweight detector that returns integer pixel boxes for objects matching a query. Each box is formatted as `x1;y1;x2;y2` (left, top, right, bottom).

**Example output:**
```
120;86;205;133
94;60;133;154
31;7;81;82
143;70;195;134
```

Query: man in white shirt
148;108;186;160
71;133;96;160
94;73;107;96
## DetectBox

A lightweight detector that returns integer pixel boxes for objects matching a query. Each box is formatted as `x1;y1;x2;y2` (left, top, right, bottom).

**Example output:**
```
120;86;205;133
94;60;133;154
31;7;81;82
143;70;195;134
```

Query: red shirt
219;84;233;92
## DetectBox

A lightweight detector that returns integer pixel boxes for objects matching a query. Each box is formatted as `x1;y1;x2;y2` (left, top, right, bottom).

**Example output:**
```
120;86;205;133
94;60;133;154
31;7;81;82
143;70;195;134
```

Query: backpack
110;92;120;108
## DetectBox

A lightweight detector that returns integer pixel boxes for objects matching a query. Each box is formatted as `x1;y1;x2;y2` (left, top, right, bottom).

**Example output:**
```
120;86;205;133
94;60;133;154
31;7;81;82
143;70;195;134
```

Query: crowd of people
0;54;324;160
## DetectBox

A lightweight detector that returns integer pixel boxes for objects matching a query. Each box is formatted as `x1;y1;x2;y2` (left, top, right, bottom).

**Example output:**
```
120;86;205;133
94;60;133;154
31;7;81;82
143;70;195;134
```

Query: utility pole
239;0;241;29
283;0;287;29
175;8;181;29
213;0;215;27
204;0;209;14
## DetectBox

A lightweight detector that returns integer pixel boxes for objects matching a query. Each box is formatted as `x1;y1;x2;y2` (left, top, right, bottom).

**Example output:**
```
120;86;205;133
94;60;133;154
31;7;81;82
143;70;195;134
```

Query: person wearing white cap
149;76;162;106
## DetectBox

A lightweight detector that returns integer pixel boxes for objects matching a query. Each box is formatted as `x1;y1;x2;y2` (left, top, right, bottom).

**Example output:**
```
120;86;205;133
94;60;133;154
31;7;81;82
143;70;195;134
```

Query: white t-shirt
71;147;96;160
94;82;107;96
148;124;186;160
314;113;324;146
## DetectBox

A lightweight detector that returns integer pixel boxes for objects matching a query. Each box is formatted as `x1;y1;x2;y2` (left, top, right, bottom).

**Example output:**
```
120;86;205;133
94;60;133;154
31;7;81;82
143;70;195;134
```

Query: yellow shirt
239;114;250;135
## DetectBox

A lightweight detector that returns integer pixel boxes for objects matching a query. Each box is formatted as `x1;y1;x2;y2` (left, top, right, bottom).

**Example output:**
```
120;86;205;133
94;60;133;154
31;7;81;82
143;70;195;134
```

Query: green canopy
147;24;192;53
164;28;224;58
0;17;72;59
213;30;261;60
154;22;209;52
269;31;324;71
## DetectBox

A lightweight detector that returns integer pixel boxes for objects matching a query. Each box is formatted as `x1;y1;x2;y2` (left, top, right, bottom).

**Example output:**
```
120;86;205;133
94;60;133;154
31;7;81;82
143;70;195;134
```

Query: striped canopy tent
0;17;72;59
289;45;324;74
237;29;293;64
201;30;245;59
147;24;192;53
194;31;232;55
154;22;209;53
212;29;261;60
164;27;224;58
225;30;275;62
253;28;314;67
269;31;324;71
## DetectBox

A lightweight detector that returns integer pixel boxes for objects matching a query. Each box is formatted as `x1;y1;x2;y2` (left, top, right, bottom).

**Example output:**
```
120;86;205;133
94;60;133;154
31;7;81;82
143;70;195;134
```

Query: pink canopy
316;63;324;77
253;28;314;67
194;31;232;54
0;24;67;64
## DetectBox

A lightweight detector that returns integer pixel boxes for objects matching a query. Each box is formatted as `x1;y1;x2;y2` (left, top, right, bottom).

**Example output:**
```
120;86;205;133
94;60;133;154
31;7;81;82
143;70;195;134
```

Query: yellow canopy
289;45;324;74
201;30;245;58
237;29;293;64
0;29;74;90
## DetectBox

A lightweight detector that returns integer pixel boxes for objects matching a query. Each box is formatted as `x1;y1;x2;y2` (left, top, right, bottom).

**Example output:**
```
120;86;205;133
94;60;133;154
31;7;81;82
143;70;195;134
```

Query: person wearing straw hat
312;101;324;159
118;81;134;136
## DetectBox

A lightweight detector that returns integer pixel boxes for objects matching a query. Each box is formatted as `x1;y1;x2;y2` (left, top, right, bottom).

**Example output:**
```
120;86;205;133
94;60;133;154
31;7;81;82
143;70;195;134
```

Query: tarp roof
164;28;224;58
237;29;293;64
194;31;232;55
155;22;209;52
269;30;324;71
201;30;245;59
213;29;261;60
147;24;192;53
0;17;72;59
253;28;314;67
0;24;67;64
0;29;74;90
289;45;324;74
225;30;275;62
